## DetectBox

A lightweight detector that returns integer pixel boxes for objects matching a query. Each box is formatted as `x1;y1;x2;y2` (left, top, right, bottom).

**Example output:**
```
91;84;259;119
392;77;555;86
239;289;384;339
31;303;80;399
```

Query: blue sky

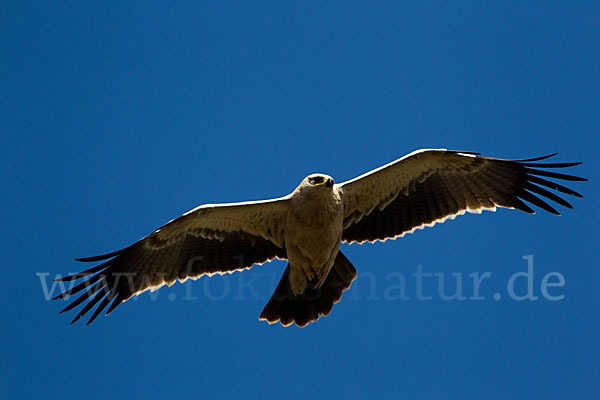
2;2;599;399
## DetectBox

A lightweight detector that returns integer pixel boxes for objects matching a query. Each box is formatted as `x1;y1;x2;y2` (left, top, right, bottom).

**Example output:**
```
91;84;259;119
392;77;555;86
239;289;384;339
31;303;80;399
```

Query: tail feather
259;251;357;327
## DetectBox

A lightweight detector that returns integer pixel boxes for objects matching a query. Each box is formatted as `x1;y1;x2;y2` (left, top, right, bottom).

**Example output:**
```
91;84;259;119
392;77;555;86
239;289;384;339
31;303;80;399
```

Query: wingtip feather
514;153;559;162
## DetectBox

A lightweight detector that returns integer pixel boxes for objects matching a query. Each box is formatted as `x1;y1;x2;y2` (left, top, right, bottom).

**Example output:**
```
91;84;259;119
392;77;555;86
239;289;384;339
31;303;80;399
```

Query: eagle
54;149;586;327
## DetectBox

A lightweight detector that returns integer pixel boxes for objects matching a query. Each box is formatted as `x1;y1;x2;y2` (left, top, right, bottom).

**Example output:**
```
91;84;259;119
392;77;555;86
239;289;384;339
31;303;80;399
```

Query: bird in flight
54;149;586;327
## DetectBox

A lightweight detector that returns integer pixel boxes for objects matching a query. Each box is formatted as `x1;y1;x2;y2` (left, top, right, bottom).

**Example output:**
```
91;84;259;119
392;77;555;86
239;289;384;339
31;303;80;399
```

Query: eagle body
54;149;586;327
285;174;343;294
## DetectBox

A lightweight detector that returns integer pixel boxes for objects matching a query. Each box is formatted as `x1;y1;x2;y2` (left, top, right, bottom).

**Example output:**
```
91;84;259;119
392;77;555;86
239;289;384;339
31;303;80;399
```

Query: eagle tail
259;251;357;327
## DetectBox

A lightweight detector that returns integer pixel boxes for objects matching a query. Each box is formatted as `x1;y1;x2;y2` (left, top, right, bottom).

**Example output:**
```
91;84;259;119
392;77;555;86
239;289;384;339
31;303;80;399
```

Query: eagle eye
311;176;324;185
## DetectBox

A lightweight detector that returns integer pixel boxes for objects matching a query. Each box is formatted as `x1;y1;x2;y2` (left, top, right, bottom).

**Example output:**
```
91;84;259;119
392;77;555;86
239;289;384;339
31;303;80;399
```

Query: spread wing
340;149;586;244
54;197;290;324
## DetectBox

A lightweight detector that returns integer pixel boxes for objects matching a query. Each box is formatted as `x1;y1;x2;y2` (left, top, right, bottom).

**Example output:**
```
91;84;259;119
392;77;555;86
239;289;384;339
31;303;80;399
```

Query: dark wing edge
54;231;286;325
342;152;587;244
